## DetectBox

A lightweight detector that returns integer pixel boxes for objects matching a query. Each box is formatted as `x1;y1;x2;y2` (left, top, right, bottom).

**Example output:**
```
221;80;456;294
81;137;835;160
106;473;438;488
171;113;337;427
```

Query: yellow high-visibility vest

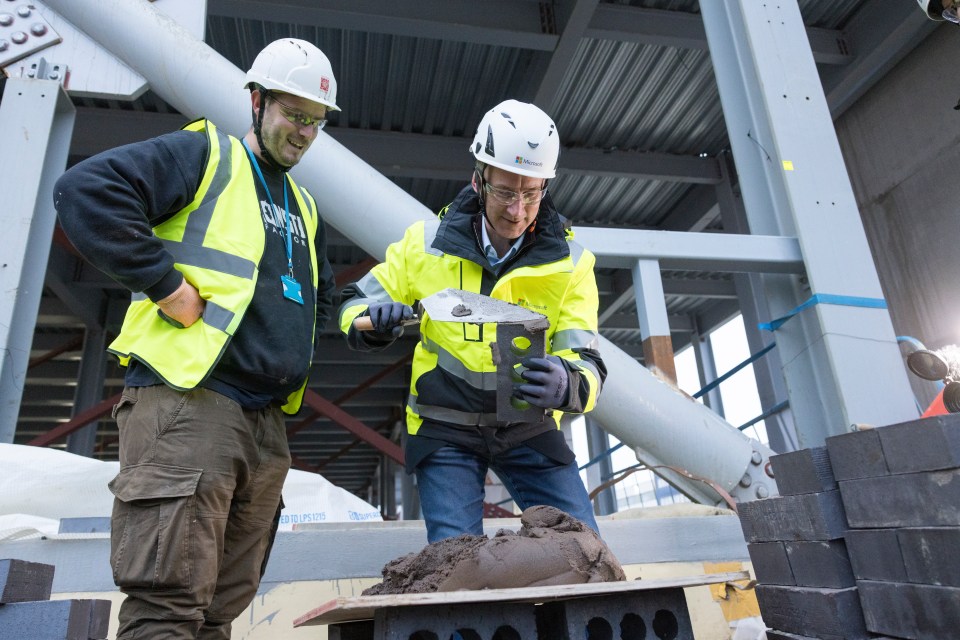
109;119;320;413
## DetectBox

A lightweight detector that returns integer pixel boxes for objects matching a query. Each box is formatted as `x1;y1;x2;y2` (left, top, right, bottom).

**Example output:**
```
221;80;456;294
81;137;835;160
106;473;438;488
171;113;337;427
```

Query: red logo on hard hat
320;77;330;93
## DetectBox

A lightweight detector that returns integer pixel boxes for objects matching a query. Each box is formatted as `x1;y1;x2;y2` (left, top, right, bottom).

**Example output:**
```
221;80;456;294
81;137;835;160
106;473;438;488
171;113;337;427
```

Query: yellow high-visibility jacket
108;119;321;414
339;186;605;445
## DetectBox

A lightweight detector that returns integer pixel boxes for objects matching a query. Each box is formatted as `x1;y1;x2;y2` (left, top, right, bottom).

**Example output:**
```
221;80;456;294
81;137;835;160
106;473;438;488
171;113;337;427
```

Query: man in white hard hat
339;100;606;543
918;0;960;22
54;39;339;638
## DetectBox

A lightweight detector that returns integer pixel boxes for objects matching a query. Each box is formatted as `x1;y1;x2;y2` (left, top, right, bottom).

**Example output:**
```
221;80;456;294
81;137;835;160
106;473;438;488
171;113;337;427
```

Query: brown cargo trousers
108;385;291;639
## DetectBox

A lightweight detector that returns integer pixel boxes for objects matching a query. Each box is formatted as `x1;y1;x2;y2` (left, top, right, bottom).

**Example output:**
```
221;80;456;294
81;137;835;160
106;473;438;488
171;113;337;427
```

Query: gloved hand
514;355;570;409
367;301;415;337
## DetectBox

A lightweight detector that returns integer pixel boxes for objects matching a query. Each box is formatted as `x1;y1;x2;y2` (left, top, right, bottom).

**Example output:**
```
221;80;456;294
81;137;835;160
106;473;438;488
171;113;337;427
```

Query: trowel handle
352;316;420;332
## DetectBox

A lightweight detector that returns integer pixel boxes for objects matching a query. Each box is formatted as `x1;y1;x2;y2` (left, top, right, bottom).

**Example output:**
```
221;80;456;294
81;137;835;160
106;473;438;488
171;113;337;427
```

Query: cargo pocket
109;462;202;591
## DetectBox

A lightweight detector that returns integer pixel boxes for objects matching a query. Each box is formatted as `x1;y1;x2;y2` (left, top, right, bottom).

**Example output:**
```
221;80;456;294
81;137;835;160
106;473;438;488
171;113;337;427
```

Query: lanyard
242;139;294;278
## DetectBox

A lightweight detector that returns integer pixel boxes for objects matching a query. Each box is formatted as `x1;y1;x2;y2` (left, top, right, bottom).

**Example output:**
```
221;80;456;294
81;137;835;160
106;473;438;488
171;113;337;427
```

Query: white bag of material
0;443;380;540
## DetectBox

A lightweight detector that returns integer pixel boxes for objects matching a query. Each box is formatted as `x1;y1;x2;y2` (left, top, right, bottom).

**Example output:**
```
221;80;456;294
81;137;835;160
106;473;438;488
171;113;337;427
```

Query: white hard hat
469;99;559;179
245;38;340;111
918;0;945;20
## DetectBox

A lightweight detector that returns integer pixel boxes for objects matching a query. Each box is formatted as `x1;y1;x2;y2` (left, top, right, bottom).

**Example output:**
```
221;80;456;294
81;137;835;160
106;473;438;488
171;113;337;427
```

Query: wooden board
294;570;750;627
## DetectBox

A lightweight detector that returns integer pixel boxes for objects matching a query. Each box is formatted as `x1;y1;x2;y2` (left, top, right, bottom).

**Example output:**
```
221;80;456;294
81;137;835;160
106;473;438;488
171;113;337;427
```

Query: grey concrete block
374;601;538;640
0;598;110;639
737;491;848;542
748;542;794;586
876;414;960;474
785;539;855;588
845;529;906;583
755;585;871;640
858;580;960;640
825;429;887;481
898;527;960;587
0;558;54;604
536;587;694;640
839;470;960;527
769;446;837;495
328;620;374;640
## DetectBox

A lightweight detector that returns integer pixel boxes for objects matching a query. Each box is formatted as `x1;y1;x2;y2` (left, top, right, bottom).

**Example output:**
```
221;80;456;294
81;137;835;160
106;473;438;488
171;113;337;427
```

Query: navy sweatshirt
53;128;337;409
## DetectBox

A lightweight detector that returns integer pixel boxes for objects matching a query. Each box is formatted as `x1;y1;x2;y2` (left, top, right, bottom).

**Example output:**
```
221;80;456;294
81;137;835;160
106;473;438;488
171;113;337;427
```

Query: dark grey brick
770;446;837;495
737;491;848;542
825;429;888;481
898;527;960;587
858;580;960;640
766;632;895;640
877;414;960;474
785;539;855;588
0;599;109;640
845;529;906;582
839;470;960;527
748;542;794;586
755;585;871;640
0;558;54;604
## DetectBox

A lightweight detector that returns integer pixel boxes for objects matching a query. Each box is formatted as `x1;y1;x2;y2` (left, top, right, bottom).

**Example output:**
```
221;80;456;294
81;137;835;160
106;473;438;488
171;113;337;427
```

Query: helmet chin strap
251;90;291;173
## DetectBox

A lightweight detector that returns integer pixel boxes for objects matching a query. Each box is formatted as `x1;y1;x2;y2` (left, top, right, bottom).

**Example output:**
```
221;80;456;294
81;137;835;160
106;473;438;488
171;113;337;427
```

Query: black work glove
514;355;570;409
367;301;414;338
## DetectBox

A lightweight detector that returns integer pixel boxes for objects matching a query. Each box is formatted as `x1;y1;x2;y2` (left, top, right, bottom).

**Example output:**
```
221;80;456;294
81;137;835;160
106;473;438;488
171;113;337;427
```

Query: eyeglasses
270;95;327;130
483;182;547;206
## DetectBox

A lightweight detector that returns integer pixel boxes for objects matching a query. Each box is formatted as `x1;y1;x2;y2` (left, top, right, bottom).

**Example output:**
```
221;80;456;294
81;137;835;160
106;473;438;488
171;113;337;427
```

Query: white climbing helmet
469;99;560;179
245;38;340;111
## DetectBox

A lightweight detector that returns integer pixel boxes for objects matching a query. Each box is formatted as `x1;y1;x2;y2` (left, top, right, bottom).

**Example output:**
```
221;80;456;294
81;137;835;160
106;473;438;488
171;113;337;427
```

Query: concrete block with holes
373;601;538;640
535;587;694;640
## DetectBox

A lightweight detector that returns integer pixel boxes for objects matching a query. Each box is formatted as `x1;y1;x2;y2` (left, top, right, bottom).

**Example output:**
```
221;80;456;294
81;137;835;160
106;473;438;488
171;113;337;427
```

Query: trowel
352;288;549;331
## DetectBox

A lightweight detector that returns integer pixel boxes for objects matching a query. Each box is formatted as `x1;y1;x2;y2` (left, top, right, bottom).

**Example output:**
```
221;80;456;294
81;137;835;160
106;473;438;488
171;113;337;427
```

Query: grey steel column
65;326;108;456
0;79;75;442
585;416;617;516
701;1;916;446
691;319;725;416
716;151;798;453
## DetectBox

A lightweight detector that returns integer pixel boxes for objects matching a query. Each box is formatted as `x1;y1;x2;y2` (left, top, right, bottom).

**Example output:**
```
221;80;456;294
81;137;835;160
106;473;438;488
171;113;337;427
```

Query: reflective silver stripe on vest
420;334;498;391
202;300;235;332
569;240;585;265
408;395;502;427
298;184;315;222
354;272;390;300
161;126;256;280
124;295;235;333
553;328;600;352
570;357;602;384
423;219;443;257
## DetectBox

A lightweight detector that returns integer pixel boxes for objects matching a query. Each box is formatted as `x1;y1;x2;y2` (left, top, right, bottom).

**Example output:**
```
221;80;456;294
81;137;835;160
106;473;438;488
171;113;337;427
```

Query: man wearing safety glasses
339;100;607;543
919;0;960;23
53;38;338;638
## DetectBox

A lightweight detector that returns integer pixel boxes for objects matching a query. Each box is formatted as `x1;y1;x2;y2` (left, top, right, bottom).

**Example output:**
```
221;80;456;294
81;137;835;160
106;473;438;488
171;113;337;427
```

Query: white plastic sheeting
0;444;381;540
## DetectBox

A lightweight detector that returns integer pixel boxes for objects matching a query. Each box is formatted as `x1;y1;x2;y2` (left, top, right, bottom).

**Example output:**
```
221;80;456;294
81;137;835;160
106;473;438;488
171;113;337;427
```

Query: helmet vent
500;111;517;129
485;125;496;156
528;142;540;149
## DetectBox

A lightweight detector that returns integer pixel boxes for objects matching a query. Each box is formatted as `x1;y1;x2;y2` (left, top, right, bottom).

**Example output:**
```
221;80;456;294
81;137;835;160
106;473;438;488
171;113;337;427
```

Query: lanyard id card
281;274;304;305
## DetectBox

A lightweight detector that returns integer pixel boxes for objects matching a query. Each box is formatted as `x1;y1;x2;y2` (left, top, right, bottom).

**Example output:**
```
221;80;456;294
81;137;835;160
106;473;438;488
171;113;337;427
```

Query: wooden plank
294;571;749;627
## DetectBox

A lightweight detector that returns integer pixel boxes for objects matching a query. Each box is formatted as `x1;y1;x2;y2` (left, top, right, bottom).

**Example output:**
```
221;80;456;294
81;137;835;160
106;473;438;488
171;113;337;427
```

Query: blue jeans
415;444;599;543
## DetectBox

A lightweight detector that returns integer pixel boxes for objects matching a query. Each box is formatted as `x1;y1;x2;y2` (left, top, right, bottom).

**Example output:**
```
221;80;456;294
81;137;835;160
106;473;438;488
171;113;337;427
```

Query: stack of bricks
0;559;110;640
738;413;960;640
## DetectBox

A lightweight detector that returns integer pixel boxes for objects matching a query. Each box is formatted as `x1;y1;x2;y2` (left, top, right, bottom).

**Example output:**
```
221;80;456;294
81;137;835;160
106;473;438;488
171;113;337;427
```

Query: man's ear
250;89;264;117
470;172;479;193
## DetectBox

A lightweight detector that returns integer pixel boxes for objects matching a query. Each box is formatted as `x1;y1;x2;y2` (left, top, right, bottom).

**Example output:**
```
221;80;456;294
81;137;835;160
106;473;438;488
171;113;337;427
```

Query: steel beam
701;0;916;447
0;79;74;442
